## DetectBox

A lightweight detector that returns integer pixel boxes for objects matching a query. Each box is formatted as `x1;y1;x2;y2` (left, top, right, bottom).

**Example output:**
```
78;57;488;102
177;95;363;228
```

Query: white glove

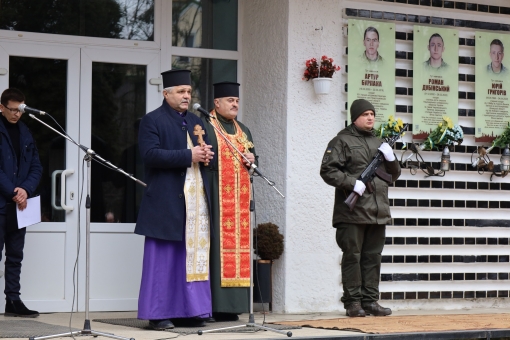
378;142;395;161
353;180;366;196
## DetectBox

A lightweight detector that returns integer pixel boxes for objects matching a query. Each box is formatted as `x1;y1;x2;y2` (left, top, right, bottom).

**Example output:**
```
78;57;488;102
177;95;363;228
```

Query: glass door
79;47;160;311
0;42;160;312
0;41;81;312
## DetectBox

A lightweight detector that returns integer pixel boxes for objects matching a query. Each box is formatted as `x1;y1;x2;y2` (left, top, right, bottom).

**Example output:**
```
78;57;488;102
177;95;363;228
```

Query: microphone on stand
192;103;215;119
18;104;46;115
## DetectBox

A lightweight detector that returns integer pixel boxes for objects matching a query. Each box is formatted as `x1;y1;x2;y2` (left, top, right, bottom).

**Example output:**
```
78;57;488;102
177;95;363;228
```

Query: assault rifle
344;123;409;211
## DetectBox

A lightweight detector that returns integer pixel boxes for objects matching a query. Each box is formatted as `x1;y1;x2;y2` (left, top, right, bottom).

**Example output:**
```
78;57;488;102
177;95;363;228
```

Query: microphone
192;103;214;119
19;104;46;115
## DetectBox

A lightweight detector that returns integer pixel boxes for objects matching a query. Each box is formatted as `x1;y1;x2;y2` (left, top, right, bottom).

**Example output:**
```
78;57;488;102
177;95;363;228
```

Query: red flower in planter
303;55;341;81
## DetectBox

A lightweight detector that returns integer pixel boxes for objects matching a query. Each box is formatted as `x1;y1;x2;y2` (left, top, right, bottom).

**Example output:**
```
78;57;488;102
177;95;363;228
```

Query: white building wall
241;0;290;311
243;0;346;313
283;0;345;313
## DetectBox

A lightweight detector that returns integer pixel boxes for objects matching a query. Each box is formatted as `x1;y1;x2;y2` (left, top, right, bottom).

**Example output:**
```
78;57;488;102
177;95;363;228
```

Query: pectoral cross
237;132;254;151
193;124;209;166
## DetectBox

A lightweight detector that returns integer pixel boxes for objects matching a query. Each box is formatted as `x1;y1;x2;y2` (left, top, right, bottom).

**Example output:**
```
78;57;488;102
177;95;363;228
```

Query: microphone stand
197;114;290;337
28;113;144;340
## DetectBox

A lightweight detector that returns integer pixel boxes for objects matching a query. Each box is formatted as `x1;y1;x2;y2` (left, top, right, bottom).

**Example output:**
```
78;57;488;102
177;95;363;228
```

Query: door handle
61;169;75;211
51;170;63;211
51;169;74;212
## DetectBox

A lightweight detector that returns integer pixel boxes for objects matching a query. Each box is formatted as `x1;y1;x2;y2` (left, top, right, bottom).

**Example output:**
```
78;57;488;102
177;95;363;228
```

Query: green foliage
0;0;154;41
0;0;123;39
253;223;284;261
492;123;510;149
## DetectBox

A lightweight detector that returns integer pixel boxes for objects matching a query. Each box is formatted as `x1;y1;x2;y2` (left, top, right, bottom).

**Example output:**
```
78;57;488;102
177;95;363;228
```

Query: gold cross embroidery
225;219;233;229
241;219;249;228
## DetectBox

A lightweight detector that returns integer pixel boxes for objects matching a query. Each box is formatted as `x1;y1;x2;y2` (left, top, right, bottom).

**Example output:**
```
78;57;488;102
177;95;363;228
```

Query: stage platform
1;308;509;340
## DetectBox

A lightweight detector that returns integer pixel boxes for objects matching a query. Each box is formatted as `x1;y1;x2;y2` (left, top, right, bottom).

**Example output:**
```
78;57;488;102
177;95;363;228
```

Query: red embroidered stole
212;114;251;287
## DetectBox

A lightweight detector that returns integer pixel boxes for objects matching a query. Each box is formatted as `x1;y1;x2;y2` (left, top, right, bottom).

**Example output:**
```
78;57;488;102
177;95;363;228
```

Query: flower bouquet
486;123;510;152
472;123;510;168
420;116;463;151
303;55;341;81
375;115;405;139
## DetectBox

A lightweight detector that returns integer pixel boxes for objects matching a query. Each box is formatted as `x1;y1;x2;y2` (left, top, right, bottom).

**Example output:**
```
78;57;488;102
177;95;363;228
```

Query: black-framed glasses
3;106;21;114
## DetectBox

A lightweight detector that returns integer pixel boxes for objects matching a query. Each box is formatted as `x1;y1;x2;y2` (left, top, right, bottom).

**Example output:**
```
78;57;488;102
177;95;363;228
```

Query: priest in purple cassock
135;69;215;330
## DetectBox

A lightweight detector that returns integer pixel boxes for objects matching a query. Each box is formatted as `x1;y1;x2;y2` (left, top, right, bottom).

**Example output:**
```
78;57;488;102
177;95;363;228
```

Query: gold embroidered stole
184;133;210;282
212;114;252;287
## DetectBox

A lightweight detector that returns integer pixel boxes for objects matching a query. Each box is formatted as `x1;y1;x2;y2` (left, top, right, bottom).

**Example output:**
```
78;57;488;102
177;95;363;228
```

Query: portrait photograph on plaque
412;26;459;140
475;31;510;143
347;19;396;126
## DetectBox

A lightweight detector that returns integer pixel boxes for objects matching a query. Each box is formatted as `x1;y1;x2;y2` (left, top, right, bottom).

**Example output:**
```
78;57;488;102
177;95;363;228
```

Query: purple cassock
137;236;212;320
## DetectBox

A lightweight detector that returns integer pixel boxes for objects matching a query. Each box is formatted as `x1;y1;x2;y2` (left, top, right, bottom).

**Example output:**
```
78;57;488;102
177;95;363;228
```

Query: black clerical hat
213;82;240;99
161;69;191;88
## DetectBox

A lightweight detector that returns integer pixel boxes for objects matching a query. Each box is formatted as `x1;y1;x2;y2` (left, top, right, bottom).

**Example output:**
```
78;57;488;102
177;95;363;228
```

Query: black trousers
335;223;386;308
0;204;26;301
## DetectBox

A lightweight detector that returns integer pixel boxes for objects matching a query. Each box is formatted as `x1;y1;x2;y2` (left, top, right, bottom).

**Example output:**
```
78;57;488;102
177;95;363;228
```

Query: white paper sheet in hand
17;196;42;229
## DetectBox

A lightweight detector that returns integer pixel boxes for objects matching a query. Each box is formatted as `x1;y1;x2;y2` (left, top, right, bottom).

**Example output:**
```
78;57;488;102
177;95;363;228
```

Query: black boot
202;316;216;323
171;317;206;327
362;302;392;316
5;299;39;318
345;302;366;317
148;319;174;330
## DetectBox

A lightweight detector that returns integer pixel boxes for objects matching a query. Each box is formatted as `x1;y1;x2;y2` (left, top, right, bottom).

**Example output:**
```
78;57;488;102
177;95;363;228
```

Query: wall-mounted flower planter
312;77;332;95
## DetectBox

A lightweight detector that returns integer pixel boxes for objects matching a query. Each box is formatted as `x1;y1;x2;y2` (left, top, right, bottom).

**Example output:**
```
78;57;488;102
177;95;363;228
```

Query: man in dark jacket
135;70;214;330
320;99;400;318
0;88;43;317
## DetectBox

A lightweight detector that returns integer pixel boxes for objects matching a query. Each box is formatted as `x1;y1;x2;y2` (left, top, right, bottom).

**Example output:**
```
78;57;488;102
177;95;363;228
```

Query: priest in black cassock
201;82;256;321
135;70;215;330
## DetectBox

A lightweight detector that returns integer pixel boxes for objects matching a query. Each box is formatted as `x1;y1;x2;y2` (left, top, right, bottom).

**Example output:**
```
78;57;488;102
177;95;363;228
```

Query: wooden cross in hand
193;124;209;166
